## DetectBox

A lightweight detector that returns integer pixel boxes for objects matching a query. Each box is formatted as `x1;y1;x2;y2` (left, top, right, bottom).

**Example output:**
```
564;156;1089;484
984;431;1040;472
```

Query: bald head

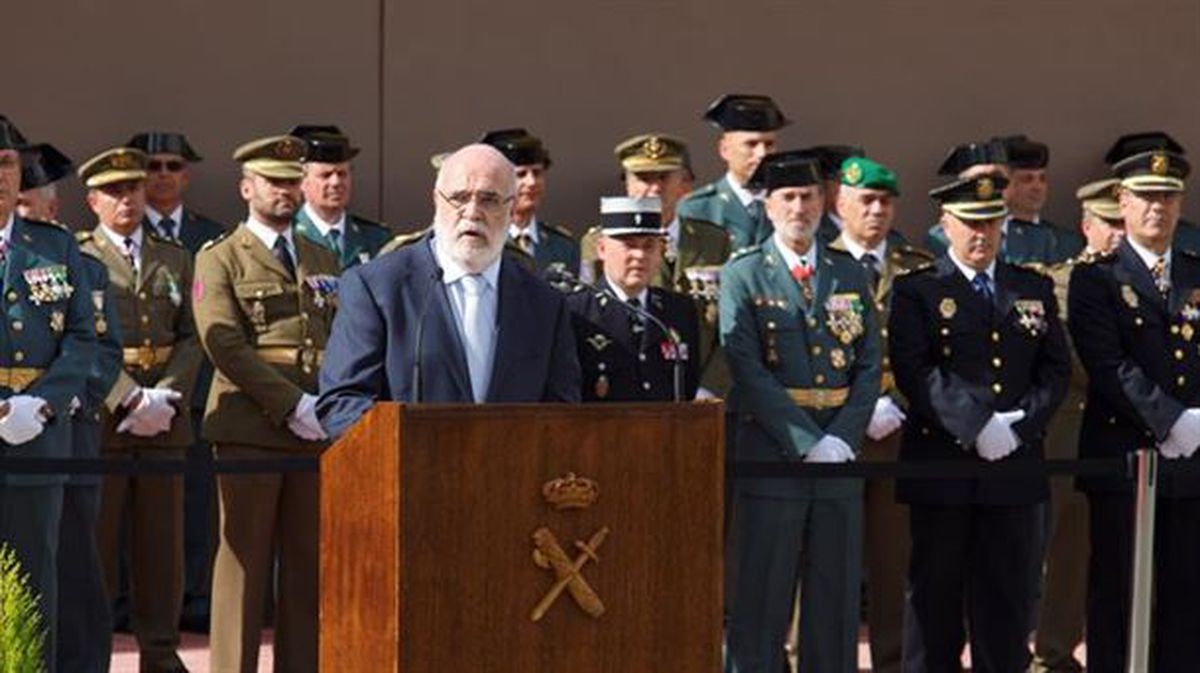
431;143;517;273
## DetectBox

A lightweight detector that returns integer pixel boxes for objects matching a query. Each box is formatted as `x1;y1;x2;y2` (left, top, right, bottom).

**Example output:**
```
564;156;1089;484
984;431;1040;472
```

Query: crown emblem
643;136;665;160
277;138;305;161
1151;153;1169;176
110;152;138;170
843;161;863;185
977;177;995;200
542;472;600;510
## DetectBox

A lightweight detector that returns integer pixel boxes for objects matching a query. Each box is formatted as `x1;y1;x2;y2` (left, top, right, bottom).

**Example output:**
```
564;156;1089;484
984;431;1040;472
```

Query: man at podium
317;144;581;437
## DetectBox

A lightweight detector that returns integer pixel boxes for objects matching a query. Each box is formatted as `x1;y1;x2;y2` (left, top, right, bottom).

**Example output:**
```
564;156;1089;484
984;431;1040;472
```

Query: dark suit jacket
890;255;1069;505
1069;240;1200;496
317;234;582;437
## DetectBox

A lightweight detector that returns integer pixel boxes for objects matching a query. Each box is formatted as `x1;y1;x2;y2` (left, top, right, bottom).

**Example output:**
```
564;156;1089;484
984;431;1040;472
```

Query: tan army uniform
80;227;202;670
194;223;339;672
829;233;935;673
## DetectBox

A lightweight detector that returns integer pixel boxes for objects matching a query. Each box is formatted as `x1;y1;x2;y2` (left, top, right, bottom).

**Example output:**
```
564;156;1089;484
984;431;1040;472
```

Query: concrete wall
12;0;1200;241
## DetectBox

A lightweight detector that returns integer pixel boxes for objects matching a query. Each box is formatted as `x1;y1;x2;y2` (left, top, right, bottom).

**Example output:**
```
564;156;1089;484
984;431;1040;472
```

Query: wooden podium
319;402;724;672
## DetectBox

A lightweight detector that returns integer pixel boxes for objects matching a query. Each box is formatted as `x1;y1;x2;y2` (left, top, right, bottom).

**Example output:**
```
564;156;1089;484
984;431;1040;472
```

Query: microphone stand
599;287;684;402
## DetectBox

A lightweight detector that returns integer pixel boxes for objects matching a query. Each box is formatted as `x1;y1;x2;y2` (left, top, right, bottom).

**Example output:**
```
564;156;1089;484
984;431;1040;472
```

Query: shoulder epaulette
351;213;388;229
583;224;601;237
896;260;935;277
79;247;103;263
543;222;576;240
146;231;186;249
200;229;234;251
1181;248;1200;259
74;230;93;245
1017;261;1049;274
379;229;428;255
728;245;762;261
895;244;936;261
686;183;719;198
24;218;68;233
1079;249;1116;265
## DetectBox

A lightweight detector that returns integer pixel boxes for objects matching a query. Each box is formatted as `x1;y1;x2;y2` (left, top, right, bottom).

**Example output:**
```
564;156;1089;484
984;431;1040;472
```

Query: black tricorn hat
127;131;202;162
20;143;74;190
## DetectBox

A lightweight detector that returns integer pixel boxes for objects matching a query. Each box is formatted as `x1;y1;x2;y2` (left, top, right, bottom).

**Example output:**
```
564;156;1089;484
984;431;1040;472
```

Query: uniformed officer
890;173;1069;673
808;144;865;243
16;143;72;221
127;130;227;632
1104;130;1200;253
924;139;1067;263
567;196;699;402
826;156;932;673
76;146;201;672
677;94;789;250
1068;149;1200;673
18;140;123;673
1031;178;1125;673
193;135;339;673
0;114;96;673
720;150;881;673
479;127;579;274
290;124;391;270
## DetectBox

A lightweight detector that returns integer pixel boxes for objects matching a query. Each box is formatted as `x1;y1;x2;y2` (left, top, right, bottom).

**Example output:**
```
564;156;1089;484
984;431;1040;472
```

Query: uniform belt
123;346;174;371
256;346;324;370
0;367;45;393
787;387;850;409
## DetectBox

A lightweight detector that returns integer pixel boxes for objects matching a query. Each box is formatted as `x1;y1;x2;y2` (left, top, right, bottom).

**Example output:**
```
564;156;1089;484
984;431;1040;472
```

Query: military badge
661;330;688;361
24;264;74;305
939;298;957;319
830;348;847;370
1152;153;1169;176
643;136;665;160
155;270;182;307
586;334;611;351
304;274;339;309
251;300;267;330
843;161;863;185
825;293;865;345
92;290;108;335
977;177;995;200
1121;285;1139;309
1014;299;1047;336
49;309;65;334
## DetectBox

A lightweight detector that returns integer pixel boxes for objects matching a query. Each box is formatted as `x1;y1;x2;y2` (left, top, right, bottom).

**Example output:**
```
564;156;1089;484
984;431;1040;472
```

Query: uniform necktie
972;273;994;302
515;231;534;255
862;252;881;291
460;274;495;402
328;228;343;256
1152;257;1170;297
0;238;9;266
628;296;646;334
747;199;770;244
123;236;139;273
159;216;177;241
791;262;814;303
273;236;296;279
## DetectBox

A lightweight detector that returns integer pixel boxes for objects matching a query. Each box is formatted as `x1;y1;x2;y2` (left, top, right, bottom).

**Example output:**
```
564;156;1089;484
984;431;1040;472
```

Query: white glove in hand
0;395;48;446
117;388;182;437
805;435;855;463
1166;408;1200;459
975;411;1023;462
287;393;328;442
866;396;907;441
1159;434;1188;459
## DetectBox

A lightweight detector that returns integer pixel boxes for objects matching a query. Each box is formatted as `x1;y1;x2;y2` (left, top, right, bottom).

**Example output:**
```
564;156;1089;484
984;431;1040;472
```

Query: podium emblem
531;473;610;622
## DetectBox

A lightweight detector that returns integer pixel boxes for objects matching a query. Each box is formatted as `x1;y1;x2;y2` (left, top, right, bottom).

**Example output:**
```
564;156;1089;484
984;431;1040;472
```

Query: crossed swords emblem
530;526;610;622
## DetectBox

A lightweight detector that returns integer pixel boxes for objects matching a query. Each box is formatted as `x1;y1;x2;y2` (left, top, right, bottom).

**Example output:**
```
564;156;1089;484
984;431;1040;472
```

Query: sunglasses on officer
147;159;187;173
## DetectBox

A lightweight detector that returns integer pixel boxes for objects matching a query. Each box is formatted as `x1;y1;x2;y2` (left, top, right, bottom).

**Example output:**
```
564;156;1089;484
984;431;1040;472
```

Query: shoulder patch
543;222;576;240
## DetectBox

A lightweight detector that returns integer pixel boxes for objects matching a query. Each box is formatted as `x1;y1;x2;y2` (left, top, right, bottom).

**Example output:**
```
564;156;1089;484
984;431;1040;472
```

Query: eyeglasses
437;189;513;213
147;159;186;173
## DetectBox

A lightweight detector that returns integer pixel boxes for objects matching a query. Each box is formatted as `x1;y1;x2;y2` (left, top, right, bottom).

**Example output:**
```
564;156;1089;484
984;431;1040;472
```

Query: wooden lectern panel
321;402;723;672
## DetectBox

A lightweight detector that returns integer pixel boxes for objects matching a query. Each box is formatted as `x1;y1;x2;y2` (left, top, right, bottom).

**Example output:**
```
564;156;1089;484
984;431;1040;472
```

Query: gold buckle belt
257;347;324;371
123;346;174;371
0;367;45;393
787;387;849;409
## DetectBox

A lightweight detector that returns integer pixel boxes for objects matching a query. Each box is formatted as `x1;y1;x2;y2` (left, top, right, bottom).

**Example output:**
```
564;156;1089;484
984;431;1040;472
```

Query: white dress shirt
947;248;997;285
840;235;888;265
725;172;762;208
1127;237;1172;290
245;216;297;269
100;223;146;270
145;204;185;238
303;203;347;239
432;240;501;402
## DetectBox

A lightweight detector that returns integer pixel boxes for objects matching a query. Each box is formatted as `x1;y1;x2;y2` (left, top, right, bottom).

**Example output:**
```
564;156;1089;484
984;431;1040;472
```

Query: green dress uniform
57;246;123;673
80;224;201;672
294;207;391;270
677;176;771;250
0;214;97;673
511;219;579;275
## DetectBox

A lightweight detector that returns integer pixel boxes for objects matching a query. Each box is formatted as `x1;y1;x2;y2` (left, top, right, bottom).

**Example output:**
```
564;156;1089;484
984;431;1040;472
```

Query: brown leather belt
0;367;45;393
786;387;849;409
257;346;325;370
123;346;174;371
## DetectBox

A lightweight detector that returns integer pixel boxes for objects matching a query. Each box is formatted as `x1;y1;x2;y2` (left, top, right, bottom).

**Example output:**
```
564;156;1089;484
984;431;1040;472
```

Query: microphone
412;266;445;403
598;287;685;402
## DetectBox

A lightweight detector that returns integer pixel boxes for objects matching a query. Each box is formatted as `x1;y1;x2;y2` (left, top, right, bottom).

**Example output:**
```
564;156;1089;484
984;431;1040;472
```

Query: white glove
0;395;48;446
1159;434;1189;459
804;435;855;463
1165;409;1200;458
117;388;182;437
975;410;1025;462
866;396;907;440
694;387;718;401
287;393;328;442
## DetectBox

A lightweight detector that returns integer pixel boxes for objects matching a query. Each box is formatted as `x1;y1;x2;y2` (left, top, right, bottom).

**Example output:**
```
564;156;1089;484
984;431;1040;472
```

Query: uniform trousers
861;431;908;673
903;504;1038;673
1086;494;1200;673
0;483;63;673
181;406;217;629
96;447;185;671
209;444;318;673
725;488;862;673
56;482;112;673
1031;476;1087;671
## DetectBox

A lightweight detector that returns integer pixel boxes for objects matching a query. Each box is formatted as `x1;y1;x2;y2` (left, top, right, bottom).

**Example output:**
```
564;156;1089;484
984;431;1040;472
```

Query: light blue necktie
461;274;495;402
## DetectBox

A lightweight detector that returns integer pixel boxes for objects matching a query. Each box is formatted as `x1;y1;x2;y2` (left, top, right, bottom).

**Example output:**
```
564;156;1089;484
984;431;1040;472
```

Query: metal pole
1127;448;1157;673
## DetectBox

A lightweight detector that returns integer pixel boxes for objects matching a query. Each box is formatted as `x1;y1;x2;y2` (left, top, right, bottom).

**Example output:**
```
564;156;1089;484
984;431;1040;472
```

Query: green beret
840;156;899;196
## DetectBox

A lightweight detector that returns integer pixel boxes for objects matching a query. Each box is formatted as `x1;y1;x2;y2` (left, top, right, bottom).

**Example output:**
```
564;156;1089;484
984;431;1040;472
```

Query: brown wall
12;0;1200;242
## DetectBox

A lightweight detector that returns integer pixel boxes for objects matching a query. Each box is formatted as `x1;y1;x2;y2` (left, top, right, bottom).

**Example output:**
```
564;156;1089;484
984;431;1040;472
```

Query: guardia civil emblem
939;297;957;319
824;293;865;345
